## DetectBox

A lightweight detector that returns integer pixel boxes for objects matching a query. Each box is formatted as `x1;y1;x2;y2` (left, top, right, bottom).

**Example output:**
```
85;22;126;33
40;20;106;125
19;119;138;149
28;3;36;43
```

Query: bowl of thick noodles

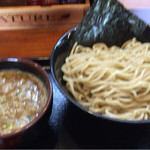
0;58;53;148
51;27;150;124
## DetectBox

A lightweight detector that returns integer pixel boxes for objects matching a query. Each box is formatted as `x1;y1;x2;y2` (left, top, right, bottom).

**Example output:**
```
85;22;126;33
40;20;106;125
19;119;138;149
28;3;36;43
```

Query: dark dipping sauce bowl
50;28;150;125
0;58;53;149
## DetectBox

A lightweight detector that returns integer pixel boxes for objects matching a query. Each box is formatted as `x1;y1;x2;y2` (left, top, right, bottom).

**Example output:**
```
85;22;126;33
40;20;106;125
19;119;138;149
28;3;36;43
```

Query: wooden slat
0;4;89;30
0;0;26;6
0;25;75;57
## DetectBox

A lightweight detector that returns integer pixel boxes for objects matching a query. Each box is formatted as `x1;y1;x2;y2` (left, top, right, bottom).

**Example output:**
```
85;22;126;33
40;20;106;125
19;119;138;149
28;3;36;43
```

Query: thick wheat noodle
61;38;150;120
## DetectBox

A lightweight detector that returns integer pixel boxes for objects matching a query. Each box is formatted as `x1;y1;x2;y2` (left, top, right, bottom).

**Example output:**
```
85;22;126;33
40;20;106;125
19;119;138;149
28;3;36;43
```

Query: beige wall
118;0;150;9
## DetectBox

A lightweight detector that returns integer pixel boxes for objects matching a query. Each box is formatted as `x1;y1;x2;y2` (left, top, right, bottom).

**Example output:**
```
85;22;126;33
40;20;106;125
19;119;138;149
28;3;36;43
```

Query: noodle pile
61;38;150;120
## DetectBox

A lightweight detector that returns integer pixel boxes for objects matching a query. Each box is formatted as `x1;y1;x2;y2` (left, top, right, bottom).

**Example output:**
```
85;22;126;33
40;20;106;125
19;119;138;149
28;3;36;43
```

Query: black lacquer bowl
0;58;53;148
50;28;150;125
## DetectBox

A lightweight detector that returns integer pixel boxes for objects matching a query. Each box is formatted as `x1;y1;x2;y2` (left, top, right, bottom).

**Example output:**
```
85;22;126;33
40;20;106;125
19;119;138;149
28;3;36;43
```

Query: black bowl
0;57;53;148
50;28;150;125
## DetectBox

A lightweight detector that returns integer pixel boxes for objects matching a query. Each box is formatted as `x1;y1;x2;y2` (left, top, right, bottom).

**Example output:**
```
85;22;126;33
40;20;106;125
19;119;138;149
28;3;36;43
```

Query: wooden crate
0;2;90;57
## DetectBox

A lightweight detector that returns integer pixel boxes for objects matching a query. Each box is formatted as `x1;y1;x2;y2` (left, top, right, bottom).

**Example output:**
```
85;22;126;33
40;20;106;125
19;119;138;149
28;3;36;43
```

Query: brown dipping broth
0;70;47;135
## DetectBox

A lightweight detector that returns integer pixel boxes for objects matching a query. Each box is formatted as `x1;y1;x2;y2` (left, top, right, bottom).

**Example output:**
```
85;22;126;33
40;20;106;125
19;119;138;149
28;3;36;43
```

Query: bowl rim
0;57;53;139
50;28;150;124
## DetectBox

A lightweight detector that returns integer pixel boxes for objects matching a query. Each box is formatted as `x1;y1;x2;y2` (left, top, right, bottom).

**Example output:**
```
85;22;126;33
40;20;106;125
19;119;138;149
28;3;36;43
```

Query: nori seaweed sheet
71;0;150;47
